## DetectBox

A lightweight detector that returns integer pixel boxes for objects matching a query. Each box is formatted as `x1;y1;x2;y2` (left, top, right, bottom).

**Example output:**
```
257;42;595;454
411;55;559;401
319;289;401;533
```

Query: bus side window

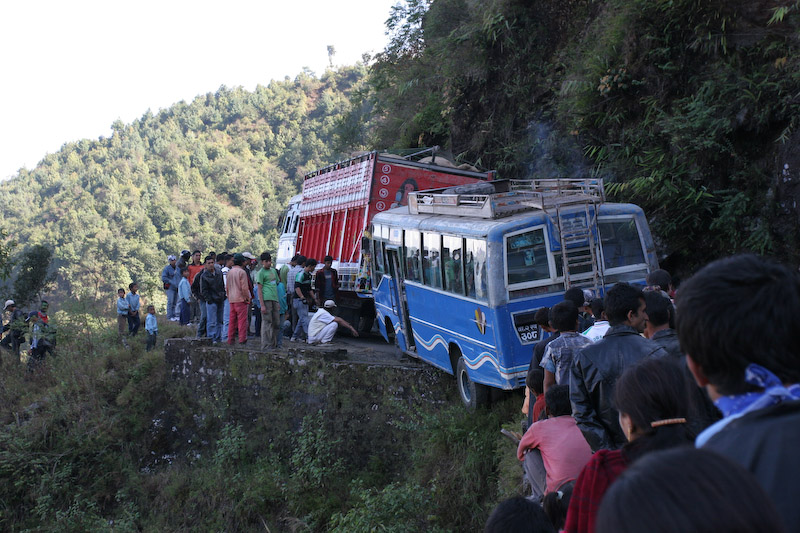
405;231;421;282
465;238;487;300
423;232;442;289
442;235;464;295
506;228;549;285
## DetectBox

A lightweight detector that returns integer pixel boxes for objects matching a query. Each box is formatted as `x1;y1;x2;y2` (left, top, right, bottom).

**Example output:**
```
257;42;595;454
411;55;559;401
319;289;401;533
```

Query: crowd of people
487;254;800;533
154;250;357;350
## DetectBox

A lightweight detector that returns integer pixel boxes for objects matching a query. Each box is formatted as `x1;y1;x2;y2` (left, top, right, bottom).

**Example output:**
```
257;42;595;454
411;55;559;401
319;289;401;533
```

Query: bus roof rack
408;178;605;219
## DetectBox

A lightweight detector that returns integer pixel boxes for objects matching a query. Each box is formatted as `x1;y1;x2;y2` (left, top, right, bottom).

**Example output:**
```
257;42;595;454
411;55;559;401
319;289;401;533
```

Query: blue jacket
178;278;191;303
145;313;158;334
161;264;179;290
126;293;140;313
117;297;130;316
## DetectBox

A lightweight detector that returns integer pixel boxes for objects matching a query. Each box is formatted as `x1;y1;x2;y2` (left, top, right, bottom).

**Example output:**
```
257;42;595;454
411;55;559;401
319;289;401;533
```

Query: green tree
12;244;55;306
0;229;14;281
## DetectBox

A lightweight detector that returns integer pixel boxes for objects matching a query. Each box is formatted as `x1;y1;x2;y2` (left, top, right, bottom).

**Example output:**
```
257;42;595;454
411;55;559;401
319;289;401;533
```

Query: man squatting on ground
307;299;358;345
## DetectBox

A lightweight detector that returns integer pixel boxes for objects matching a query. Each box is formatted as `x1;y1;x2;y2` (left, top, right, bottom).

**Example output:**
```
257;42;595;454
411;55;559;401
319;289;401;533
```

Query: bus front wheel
456;356;489;410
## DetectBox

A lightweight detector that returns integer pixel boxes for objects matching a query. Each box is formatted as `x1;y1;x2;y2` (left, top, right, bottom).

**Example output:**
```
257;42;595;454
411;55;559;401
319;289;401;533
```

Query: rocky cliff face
154;338;456;473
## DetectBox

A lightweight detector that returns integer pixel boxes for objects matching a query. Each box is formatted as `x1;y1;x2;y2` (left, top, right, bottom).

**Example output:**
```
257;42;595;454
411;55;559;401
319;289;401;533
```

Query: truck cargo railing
408;178;604;219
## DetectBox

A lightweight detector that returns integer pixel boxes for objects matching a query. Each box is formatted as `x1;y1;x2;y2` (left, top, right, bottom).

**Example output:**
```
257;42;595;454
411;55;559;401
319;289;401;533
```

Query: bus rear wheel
456;356;489;410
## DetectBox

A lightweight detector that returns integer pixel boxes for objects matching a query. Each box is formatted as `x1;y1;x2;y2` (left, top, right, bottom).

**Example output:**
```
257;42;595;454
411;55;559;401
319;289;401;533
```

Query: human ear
686;355;709;387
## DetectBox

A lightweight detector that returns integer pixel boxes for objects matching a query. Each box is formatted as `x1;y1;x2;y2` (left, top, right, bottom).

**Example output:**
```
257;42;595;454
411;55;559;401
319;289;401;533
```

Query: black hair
645;269;672;292
324;255;334;262
204;255;214;263
604;282;644;326
233;255;245;266
118;288;125;293
181;267;189;275
676;254;800;396
544;384;571;417
563;287;585;308
534;307;551;327
484;496;555;533
550;301;579;332
297;255;307;267
291;254;301;262
596;448;786;533
643;290;672;328
128;282;137;290
589;297;604;319
526;367;545;395
260;252;271;261
542;481;573;531
614;358;695;462
209;251;216;259
305;258;318;269
192;249;201;255
217;253;227;262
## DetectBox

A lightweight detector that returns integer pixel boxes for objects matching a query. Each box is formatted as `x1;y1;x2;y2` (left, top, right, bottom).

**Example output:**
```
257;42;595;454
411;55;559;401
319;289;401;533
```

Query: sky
0;0;397;181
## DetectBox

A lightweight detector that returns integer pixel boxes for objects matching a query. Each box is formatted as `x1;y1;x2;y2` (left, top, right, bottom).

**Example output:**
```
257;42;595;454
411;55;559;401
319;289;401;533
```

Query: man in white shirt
581;297;610;342
308;300;358;345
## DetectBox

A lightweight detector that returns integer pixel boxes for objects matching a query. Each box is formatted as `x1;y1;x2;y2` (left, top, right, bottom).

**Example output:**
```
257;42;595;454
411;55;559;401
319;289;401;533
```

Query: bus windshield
599;218;645;269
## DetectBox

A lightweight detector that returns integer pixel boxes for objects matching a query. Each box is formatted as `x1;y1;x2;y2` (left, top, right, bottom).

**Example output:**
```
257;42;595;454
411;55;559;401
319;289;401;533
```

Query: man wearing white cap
307;300;359;345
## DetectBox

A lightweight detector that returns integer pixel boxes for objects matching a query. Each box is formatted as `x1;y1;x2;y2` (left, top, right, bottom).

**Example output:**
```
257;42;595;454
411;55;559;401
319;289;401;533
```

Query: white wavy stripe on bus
464;352;529;379
411;332;524;379
412;331;449;352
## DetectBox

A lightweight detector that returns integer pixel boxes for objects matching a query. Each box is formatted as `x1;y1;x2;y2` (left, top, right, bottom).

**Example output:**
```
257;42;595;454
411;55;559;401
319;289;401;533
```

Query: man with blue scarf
677;254;800;532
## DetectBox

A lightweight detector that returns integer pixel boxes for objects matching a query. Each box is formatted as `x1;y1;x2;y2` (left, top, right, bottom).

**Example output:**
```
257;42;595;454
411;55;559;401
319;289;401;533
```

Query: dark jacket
3;309;26;340
703;400;800;532
199;268;226;304
569;325;668;452
651;328;682;359
314;267;339;300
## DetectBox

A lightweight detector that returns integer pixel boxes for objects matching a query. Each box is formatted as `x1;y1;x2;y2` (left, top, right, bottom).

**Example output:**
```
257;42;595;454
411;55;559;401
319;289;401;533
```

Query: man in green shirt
256;252;281;350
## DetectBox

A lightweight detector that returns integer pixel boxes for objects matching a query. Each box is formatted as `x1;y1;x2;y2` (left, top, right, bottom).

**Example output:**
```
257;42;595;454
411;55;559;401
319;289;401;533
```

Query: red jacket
564;449;629;533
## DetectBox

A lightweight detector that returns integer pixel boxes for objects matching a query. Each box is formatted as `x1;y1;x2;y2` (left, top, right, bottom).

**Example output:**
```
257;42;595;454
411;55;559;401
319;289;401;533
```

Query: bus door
385;246;415;352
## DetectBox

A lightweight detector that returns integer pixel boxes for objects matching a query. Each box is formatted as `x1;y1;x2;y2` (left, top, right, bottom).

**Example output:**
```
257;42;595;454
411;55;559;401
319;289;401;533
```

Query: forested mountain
2;0;800;307
347;0;800;272
0;65;369;303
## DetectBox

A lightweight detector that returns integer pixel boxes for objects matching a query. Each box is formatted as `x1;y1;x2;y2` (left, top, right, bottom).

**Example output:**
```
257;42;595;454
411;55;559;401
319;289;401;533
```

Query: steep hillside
0;65;369;303
350;0;800;272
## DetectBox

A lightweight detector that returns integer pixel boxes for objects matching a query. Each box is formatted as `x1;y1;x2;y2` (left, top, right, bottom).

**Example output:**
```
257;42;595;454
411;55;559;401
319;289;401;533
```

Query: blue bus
370;179;658;408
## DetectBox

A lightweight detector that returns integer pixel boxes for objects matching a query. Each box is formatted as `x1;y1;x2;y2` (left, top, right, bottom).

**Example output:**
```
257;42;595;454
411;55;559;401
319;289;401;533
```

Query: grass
0;300;528;531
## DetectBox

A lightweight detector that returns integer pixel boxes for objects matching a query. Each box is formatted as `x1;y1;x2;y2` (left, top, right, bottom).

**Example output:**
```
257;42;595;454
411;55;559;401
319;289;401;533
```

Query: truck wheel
456;356;489;410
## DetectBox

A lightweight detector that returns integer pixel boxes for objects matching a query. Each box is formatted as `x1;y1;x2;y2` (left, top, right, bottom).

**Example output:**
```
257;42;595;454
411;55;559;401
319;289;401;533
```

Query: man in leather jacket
569;282;667;452
200;255;226;343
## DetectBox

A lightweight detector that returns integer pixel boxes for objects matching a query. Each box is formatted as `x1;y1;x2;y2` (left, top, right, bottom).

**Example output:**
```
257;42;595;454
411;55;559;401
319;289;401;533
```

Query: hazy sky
0;0;397;180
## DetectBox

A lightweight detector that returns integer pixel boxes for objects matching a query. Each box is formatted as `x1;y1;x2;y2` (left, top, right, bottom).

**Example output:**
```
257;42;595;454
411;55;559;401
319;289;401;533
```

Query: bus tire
456;356;489;410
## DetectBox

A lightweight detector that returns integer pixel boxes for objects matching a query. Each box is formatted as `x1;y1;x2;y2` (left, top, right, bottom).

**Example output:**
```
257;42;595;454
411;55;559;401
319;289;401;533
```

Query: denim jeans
206;301;224;342
196;300;207;338
166;289;178;319
179;300;190;325
222;299;230;341
292;298;310;339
